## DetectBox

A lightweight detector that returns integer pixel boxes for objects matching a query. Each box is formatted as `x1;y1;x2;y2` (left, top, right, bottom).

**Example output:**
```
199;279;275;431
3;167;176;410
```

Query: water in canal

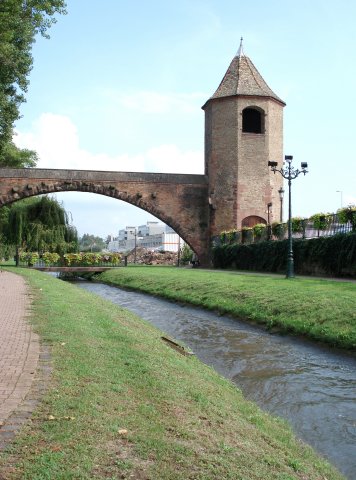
77;281;356;479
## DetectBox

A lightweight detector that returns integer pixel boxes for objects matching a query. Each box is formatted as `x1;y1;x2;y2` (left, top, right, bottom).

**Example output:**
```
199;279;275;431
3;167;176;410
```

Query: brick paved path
0;271;39;428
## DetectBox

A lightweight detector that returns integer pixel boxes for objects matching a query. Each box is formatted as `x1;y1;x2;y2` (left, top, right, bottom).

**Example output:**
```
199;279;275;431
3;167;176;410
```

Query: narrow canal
78;281;356;479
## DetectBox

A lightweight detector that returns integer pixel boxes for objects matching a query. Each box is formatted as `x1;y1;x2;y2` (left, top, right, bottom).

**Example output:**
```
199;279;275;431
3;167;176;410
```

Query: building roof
206;39;285;106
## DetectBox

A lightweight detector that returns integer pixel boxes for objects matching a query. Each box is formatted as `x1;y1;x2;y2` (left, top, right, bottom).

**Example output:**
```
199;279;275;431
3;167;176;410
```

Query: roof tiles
210;52;285;105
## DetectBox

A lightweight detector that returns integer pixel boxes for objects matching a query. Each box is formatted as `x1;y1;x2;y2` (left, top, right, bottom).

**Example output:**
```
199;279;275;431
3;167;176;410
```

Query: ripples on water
77;281;356;479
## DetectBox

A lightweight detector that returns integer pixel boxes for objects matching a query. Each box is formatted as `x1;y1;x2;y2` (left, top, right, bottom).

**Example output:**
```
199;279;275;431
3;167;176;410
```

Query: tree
0;0;67;166
79;234;106;252
180;243;193;265
0;141;38;168
0;196;78;264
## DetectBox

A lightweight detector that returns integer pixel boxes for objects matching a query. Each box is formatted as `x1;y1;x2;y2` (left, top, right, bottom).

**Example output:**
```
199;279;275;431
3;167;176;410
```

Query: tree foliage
0;195;78;255
180;243;193;265
79;234;106;252
0;0;67;166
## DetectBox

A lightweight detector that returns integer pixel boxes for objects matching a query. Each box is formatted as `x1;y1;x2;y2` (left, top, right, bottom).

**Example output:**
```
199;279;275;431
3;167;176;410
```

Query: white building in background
107;221;184;253
139;231;182;252
138;221;165;237
117;226;136;251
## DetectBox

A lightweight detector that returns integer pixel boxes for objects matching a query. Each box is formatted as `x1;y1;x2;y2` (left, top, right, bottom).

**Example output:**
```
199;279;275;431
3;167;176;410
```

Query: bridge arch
0;168;210;264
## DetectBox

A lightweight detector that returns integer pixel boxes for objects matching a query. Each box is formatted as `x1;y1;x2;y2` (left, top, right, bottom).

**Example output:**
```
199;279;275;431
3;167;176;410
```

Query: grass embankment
0;269;344;479
97;267;356;351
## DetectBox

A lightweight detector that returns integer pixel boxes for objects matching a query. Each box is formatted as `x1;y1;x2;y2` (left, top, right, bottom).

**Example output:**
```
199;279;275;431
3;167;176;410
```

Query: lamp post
267;202;272;240
268;156;308;278
278;187;285;222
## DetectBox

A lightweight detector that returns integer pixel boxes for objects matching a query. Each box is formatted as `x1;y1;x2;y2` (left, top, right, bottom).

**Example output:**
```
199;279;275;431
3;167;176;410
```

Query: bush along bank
212;233;356;278
0;268;345;480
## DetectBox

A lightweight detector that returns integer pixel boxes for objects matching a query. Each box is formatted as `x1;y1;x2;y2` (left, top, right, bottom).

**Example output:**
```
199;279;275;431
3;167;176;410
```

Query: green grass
97;266;356;351
0;268;345;479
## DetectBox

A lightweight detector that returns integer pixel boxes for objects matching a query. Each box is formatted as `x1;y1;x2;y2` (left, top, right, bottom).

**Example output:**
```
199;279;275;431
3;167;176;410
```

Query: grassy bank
97;267;356;351
0;269;344;479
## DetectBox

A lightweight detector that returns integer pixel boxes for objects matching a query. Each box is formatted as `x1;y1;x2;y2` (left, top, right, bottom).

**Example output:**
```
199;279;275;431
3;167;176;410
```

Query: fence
213;212;356;247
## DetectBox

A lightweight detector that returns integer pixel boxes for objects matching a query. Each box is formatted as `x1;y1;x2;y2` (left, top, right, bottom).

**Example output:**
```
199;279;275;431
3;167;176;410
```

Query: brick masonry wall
204;97;239;235
204;95;284;236
237;97;284;226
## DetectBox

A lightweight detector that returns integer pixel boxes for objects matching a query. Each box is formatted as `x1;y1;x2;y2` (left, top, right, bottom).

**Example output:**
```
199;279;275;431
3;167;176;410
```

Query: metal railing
213;212;355;247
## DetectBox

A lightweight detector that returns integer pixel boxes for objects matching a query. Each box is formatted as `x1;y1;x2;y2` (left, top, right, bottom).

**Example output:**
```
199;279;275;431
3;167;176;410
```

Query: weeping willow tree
1;196;78;264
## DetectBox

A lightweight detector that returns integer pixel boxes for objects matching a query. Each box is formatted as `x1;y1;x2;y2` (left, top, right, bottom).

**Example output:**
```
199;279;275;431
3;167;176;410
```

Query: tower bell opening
242;107;264;134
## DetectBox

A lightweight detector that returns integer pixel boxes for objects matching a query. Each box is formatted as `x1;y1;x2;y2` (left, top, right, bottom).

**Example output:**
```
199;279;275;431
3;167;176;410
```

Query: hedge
212;233;356;278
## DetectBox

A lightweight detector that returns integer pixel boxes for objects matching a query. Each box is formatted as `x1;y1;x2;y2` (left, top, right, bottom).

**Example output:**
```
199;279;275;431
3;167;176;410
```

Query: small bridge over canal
32;266;117;273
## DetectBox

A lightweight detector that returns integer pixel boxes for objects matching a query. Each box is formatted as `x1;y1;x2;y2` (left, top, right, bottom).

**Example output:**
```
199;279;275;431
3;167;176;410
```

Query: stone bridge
0;168;211;264
0;46;287;266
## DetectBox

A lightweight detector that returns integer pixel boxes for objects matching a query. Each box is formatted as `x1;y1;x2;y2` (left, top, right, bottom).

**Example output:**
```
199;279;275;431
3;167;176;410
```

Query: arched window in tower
242;107;265;134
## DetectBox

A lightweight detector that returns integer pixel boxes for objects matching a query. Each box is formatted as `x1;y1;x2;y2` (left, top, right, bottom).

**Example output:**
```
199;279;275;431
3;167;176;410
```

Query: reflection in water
78;282;356;479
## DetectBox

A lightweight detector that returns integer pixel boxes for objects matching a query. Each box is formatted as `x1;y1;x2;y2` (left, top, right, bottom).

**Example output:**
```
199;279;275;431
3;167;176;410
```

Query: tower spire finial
237;37;244;57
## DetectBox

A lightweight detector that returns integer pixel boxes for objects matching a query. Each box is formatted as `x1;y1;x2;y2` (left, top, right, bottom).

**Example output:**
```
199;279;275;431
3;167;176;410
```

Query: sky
14;0;356;238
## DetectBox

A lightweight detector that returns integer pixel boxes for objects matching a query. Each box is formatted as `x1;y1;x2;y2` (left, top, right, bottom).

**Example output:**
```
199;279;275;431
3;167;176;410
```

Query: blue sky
15;0;356;238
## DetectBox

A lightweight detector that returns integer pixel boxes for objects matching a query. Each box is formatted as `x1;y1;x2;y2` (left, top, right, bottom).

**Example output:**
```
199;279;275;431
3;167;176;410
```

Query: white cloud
13;112;204;237
14;113;204;174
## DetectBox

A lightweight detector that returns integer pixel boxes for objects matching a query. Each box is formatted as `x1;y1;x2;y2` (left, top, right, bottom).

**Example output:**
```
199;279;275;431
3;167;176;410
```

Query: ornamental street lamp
268;156;308;278
278;187;285;222
267;202;272;224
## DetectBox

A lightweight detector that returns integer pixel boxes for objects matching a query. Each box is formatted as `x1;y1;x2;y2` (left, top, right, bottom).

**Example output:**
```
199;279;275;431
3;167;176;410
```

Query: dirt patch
126;248;179;266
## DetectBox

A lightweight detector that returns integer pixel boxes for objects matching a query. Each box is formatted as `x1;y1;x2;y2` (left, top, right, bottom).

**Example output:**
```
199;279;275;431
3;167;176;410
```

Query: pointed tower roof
206;38;285;106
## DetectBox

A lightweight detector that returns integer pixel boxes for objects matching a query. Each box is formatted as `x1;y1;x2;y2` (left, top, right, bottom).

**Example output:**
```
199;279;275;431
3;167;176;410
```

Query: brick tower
203;39;285;237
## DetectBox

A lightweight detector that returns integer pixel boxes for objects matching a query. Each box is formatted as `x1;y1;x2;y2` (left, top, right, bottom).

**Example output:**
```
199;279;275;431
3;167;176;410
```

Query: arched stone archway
241;215;267;228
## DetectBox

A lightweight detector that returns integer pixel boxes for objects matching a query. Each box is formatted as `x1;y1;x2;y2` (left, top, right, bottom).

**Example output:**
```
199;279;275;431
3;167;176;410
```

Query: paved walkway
0;270;40;446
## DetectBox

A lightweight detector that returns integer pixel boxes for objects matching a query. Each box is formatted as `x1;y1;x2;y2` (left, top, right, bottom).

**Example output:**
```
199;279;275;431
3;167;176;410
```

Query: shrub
337;205;356;231
108;253;121;265
227;229;239;243
63;252;121;266
19;251;39;266
63;253;82;266
212;233;356;277
219;229;239;245
219;231;227;243
241;227;253;244
180;244;193;265
310;213;332;230
272;222;287;240
291;217;305;233
42;252;60;266
253;223;267;242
